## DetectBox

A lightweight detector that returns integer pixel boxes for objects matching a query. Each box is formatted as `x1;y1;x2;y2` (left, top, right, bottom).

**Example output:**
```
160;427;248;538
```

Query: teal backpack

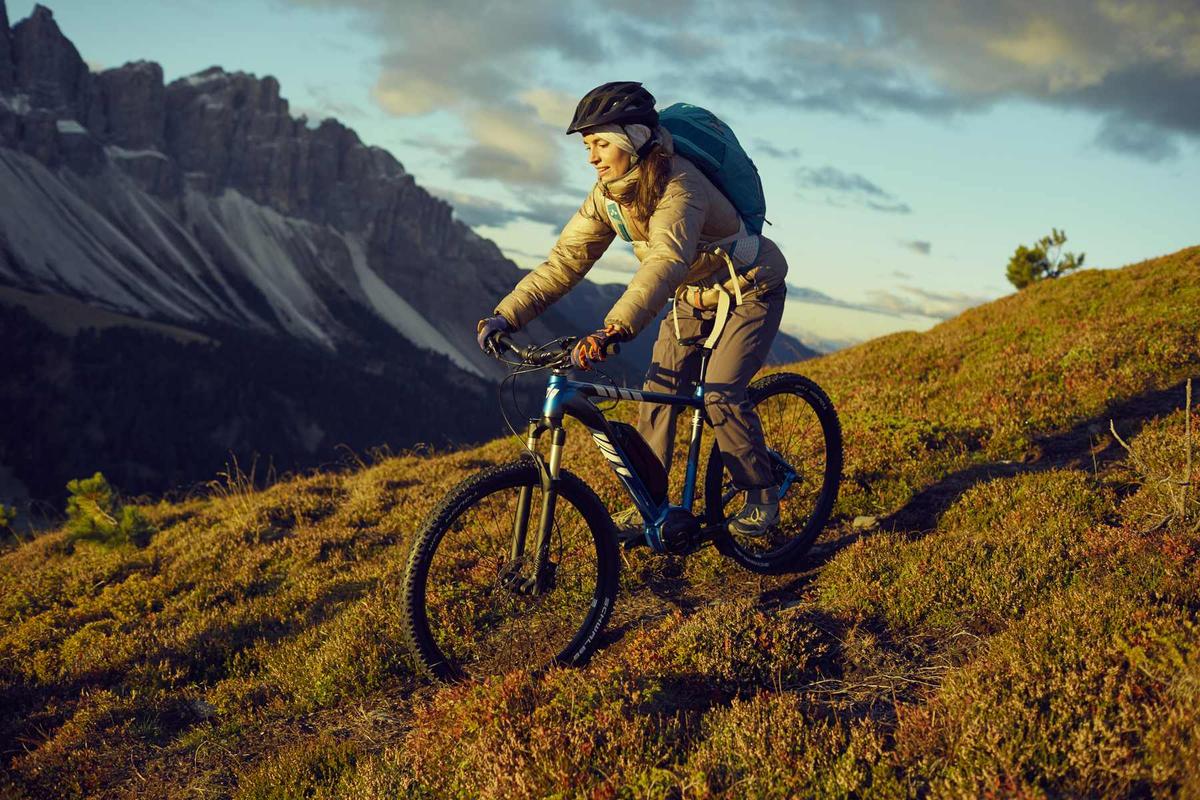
659;103;767;235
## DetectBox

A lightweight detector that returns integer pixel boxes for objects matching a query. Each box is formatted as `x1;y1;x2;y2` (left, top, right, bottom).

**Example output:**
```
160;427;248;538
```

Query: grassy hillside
1;246;1198;798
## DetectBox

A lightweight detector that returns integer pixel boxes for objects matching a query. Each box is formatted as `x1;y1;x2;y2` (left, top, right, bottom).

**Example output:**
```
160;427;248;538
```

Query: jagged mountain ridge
0;2;596;378
0;0;555;503
0;2;811;376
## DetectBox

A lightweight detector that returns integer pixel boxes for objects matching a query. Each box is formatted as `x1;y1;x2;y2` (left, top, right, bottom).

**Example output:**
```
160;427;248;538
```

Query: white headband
587;123;654;157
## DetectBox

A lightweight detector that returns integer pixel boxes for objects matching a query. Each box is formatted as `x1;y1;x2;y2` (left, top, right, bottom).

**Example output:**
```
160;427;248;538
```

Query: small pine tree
1006;228;1086;290
0;504;15;538
65;472;152;547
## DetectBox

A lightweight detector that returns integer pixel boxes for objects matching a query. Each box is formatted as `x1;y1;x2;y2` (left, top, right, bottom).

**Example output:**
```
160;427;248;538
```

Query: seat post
697;346;713;387
681;346;713;511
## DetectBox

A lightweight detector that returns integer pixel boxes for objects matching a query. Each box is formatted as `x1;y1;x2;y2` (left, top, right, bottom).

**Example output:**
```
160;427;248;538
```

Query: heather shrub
402;666;687;799
253;585;417;712
817;470;1109;633
662;600;834;692
233;735;360;800
893;587;1200;797
684;693;893;798
1114;402;1200;534
10;688;200;800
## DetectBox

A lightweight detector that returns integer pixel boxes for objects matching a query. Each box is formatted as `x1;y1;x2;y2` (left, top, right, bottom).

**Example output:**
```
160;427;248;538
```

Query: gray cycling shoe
727;487;780;537
611;505;641;533
612;505;650;550
727;501;780;537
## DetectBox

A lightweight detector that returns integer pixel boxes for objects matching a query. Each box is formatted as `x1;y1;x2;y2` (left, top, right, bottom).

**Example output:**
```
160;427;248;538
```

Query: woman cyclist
477;81;789;537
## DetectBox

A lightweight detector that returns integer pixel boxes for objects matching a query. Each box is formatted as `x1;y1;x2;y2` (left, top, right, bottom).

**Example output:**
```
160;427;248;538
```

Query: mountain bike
402;332;842;681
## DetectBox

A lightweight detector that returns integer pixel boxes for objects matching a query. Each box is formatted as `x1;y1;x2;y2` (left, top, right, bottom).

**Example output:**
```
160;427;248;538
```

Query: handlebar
490;332;620;368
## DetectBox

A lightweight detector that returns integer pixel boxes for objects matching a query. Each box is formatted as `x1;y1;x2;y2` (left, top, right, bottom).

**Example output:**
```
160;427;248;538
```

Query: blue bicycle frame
522;352;715;555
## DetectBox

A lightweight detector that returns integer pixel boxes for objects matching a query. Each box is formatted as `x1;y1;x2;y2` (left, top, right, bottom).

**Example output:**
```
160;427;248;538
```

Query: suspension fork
509;421;543;564
509;420;564;595
528;425;566;593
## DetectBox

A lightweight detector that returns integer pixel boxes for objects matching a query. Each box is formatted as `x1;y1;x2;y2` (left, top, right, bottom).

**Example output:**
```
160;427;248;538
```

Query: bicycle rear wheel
403;460;619;681
703;372;842;574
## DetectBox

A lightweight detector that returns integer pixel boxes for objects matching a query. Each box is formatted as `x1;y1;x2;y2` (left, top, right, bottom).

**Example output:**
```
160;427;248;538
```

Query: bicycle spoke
422;480;601;675
710;378;839;564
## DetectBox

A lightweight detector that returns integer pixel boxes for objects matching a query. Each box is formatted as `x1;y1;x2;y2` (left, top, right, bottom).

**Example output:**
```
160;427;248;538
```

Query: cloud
298;83;368;121
287;0;1200;172
430;188;522;228
429;188;577;231
901;240;931;255
786;283;849;306
501;245;550;263
865;286;991;319
798;166;887;195
314;0;607;115
370;73;446;117
519;198;579;229
1093;112;1183;162
786;280;989;322
709;39;970;121
609;21;717;64
866;199;913;214
753;138;802;160
741;0;1200;159
287;0;612;193
453;107;565;187
397;137;461;157
797;165;912;214
519;88;579;128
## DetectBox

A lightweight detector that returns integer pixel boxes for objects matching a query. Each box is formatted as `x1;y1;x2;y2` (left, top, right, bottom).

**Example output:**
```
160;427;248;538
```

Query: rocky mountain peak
12;3;90;113
93;60;164;150
168;66;287;115
0;1;12;92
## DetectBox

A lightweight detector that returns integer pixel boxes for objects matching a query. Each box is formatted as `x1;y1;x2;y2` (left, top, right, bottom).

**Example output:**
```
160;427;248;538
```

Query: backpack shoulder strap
603;198;634;243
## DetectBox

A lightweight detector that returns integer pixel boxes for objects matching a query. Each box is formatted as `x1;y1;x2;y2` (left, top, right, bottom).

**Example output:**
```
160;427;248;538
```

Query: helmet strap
634;133;658;162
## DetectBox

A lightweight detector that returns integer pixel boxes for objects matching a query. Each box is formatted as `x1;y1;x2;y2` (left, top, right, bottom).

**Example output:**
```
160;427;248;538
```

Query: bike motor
659;507;703;554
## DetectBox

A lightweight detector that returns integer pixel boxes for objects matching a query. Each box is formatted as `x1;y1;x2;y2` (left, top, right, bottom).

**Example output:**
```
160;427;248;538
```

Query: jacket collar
599;127;674;202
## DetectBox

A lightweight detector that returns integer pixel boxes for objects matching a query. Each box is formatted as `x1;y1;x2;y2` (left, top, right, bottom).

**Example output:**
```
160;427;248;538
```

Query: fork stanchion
525;425;566;595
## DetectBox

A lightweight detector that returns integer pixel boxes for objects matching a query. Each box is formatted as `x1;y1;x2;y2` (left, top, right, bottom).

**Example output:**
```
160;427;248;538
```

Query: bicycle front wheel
703;372;843;574
403;460;619;681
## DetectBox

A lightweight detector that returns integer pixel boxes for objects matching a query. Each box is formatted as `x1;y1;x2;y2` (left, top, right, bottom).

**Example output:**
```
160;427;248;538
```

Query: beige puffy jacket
494;128;788;337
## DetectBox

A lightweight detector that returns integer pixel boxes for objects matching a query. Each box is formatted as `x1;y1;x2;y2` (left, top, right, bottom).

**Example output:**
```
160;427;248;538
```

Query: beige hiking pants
636;283;786;504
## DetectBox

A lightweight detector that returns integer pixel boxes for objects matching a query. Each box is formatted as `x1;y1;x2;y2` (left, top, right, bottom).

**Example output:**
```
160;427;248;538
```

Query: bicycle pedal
617;530;649;550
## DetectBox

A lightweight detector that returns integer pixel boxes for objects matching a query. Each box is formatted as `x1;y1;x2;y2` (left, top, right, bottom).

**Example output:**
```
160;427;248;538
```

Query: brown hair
630;143;672;224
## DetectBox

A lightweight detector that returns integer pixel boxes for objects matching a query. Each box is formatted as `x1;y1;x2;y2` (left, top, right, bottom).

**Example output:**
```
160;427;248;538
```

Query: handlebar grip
494;333;558;365
491;332;518;356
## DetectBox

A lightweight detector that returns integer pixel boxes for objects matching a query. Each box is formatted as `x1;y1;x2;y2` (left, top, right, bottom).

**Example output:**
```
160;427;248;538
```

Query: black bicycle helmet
566;81;658;134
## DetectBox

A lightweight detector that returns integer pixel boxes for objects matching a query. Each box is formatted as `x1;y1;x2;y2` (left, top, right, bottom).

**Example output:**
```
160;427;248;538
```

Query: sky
14;0;1200;344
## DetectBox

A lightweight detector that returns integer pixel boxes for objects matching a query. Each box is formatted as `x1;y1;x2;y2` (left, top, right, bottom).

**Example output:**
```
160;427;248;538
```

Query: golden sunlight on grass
1;246;1198;798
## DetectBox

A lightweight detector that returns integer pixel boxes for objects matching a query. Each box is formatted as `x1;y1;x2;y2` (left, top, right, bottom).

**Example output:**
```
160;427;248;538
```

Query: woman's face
582;134;631;181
